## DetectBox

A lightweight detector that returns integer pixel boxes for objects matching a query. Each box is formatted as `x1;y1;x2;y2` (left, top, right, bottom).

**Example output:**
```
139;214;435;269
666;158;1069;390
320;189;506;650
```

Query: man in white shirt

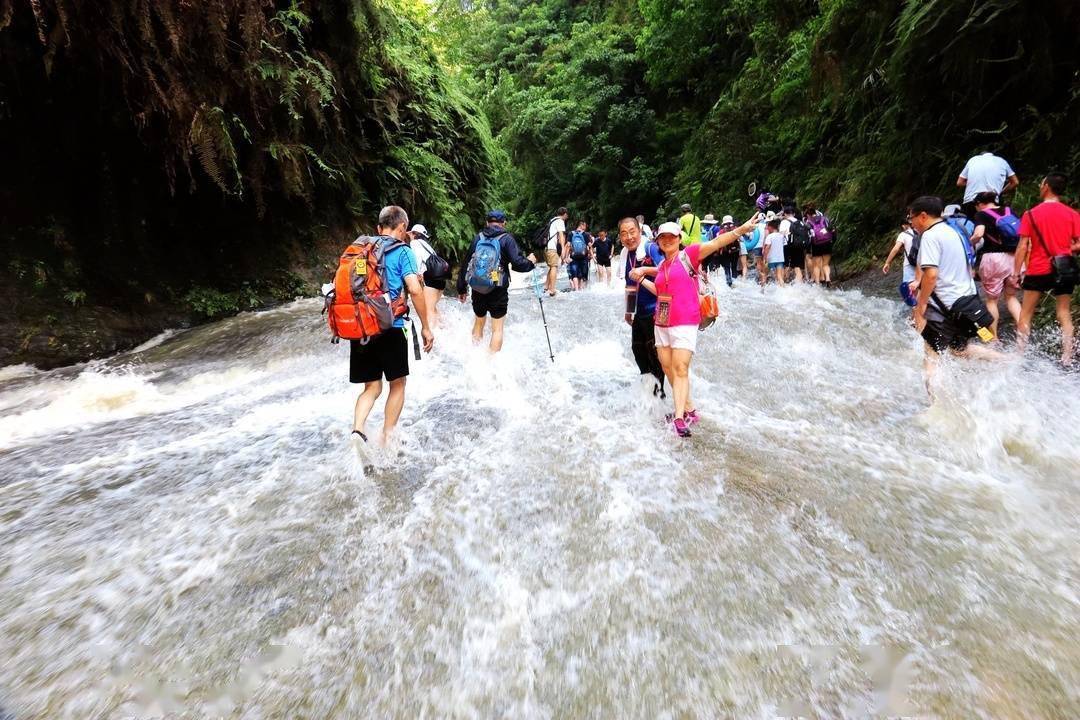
911;196;1002;387
544;207;569;296
957;151;1019;206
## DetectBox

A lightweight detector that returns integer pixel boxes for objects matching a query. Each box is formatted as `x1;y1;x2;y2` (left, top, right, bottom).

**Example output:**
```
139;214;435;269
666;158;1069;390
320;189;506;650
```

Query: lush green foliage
0;0;497;312
446;0;1080;254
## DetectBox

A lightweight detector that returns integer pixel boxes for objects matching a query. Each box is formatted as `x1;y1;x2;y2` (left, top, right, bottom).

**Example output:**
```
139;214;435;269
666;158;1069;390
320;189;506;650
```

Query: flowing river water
1;275;1078;719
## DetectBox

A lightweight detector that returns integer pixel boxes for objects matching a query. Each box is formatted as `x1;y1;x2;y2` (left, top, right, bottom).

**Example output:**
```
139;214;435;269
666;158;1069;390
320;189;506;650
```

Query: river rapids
0;275;1078;719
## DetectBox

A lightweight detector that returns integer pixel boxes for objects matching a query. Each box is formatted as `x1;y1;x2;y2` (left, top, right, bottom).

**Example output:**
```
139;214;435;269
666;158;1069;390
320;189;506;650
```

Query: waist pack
933;292;995;343
1028;212;1080;285
467;232;504;294
677;251;719;331
324;236;409;343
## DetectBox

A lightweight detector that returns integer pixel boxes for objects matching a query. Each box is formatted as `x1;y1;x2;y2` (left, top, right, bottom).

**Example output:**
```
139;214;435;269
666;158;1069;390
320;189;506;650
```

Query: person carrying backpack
805;202;835;287
562;220;592;291
539;207;568;296
970;191;1021;337
881;218;921;309
409;224;449;326
457;209;537;353
329;205;434;451
781;207;810;283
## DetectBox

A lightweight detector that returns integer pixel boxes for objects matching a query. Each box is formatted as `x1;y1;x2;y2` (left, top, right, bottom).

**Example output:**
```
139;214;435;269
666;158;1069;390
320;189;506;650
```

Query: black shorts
350;328;409;383
1021;273;1076;297
785;247;806;268
596;254;611;267
810;241;833;257
472;286;509;319
921;309;976;354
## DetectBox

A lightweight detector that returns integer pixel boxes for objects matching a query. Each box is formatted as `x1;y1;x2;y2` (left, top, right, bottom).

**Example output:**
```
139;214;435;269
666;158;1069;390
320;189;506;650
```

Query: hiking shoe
673;417;691;438
685;409;700;425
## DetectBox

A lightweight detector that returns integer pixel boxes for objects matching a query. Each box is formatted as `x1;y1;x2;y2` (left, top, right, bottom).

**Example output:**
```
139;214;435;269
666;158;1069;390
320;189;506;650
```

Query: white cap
410;224;429;237
764;211;777;221
655;221;682;239
722;215;734;225
943;205;961;218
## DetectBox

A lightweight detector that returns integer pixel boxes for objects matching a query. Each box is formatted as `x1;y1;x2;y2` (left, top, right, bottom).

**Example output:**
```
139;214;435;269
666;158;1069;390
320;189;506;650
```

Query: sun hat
410;224;429;238
721;215;734;224
655;221;682;239
702;214;718;225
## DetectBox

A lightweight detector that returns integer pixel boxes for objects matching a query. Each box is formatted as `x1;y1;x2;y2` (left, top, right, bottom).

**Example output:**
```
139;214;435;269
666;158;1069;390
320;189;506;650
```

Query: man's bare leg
354;379;383;433
489;316;506;353
382;377;407;445
472;316;486;344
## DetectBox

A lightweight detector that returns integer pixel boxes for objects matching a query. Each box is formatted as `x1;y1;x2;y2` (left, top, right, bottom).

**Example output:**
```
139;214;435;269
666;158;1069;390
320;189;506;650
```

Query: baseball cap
410;224;429;238
679;203;692;213
765;211;777;221
721;215;734;225
943;204;962;218
486;209;507;222
655;221;682;239
702;214;718;225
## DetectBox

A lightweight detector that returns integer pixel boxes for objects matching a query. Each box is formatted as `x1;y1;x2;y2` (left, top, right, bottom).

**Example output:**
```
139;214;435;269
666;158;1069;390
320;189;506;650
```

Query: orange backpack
324;236;410;342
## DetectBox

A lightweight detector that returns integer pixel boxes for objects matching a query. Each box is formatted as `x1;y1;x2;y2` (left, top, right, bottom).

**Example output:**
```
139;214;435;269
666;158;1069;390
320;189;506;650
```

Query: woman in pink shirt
637;215;760;437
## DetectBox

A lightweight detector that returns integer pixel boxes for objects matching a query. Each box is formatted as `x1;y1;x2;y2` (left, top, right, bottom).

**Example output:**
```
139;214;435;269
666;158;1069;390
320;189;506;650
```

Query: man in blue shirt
618;216;666;398
351;205;435;449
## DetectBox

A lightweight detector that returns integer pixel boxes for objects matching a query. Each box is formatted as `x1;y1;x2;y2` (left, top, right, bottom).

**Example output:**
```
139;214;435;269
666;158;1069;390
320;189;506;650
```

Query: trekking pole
530;269;555;362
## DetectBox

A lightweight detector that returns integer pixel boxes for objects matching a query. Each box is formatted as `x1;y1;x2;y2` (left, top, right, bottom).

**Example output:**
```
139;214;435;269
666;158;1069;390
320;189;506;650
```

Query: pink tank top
653;244;702;328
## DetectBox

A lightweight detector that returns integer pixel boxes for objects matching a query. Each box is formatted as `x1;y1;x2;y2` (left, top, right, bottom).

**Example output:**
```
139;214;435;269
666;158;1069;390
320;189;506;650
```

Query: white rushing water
1;276;1078;719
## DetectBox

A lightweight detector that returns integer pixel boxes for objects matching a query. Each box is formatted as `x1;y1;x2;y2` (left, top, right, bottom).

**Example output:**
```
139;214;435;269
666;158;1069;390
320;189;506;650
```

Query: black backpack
788;220;811;250
531;217;559;253
905;229;921;268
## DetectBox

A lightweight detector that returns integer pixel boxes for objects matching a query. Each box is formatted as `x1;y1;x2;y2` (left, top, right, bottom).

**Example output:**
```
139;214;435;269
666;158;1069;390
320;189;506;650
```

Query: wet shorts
810;241;833;257
768;261;785;270
568;258;589;280
472;286;509;319
350;328;408;383
544;248;561;267
595;253;611;266
921;308;976;354
424;276;447;291
1022;272;1076;297
785;247;806;268
899;280;917;307
978;252;1018;298
654;324;698;353
750;247;763;259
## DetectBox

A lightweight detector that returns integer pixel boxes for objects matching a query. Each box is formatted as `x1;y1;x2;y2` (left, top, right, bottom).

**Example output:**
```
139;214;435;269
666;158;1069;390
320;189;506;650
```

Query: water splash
0;282;1077;718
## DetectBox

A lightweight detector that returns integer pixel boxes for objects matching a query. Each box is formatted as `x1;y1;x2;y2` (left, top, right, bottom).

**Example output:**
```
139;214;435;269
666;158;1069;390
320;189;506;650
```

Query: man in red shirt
1014;172;1080;365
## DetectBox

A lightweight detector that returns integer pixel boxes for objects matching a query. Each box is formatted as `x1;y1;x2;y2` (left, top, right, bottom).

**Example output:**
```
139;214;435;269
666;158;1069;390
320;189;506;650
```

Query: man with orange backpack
328;205;434;450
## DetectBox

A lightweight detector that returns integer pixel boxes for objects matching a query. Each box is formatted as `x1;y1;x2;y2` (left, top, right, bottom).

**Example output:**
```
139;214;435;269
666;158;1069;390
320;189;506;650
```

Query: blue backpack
982;207;1021;250
570;230;588;259
467;233;503;294
945;218;977;268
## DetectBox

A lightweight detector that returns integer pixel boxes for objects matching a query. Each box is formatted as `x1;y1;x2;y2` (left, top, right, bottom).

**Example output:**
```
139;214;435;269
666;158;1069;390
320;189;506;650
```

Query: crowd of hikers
324;154;1079;447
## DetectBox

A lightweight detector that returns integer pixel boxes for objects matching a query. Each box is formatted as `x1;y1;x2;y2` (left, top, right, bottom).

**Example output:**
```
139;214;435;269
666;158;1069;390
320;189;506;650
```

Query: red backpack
324;236;409;342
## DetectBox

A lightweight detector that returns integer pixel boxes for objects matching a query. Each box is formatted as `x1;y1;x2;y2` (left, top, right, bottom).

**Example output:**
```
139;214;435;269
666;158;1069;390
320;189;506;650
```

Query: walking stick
531;269;555;362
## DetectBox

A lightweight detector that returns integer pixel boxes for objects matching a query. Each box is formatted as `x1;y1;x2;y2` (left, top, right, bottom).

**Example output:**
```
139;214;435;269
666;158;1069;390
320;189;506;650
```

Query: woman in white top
409;224;444;325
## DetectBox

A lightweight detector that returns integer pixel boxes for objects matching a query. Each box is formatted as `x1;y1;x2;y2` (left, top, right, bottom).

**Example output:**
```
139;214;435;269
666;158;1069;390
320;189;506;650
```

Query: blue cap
486;209;507;222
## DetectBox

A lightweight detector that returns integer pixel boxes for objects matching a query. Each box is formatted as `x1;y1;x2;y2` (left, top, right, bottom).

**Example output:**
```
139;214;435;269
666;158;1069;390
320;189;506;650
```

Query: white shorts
654;324;698;352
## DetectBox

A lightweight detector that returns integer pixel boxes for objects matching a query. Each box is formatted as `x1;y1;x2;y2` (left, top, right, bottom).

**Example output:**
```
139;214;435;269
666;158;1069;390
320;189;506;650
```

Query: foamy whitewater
1;274;1078;718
